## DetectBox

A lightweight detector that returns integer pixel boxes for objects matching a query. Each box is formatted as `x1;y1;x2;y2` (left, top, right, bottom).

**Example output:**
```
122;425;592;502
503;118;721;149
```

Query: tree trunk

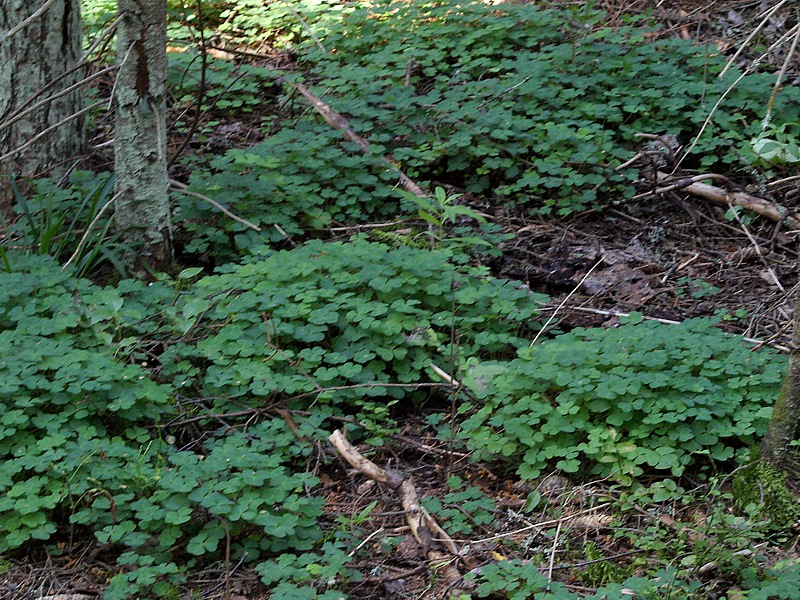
114;0;171;271
0;0;84;214
759;291;800;468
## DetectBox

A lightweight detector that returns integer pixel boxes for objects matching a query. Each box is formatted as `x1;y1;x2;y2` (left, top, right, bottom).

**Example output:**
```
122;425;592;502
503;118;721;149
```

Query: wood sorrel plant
460;315;784;483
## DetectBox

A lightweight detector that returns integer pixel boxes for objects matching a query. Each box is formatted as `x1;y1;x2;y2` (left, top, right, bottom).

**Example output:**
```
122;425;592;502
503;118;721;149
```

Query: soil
5;1;800;599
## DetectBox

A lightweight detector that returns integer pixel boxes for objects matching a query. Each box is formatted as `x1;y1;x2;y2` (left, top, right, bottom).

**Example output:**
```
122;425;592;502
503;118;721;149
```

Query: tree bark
0;0;84;214
114;0;171;271
759;291;800;468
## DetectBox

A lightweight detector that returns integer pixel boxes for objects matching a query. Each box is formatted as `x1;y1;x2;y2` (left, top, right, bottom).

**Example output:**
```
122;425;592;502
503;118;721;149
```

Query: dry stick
565;306;792;353
726;198;786;294
653;171;800;230
328;219;410;232
464;502;612;545
719;0;789;79
169;179;261;232
675;68;749;171
291;82;429;198
0;65;118;135
167;0;207;169
630;173;729;199
277;0;326;53
530;258;604;347
328;429;460;557
546;518;563;590
429;363;461;388
0;100;105;165
682;19;796;170
0;0;59;42
769;174;800;187
2;14;122;125
764;21;800;127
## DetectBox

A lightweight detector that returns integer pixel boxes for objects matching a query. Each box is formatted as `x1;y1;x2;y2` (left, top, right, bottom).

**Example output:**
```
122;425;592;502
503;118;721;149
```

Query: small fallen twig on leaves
328;429;459;555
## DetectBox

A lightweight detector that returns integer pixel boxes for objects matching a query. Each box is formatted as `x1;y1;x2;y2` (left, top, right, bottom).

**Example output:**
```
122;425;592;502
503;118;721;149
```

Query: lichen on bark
113;0;171;271
759;289;800;469
0;0;84;214
733;461;798;531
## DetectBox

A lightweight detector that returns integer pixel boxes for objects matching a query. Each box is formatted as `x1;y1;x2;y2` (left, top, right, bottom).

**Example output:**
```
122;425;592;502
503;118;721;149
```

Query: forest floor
5;1;800;599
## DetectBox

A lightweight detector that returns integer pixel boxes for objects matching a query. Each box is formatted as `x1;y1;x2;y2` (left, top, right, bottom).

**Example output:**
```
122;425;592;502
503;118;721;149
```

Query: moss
732;461;798;531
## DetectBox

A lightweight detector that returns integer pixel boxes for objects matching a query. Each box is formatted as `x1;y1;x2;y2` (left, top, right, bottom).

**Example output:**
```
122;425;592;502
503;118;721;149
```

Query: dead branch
328;429;460;558
170;179;261;232
653;171;800;230
291;82;428;198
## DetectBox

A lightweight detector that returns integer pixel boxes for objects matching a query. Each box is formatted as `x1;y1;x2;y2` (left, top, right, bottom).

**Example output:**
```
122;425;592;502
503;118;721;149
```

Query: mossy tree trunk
114;0;171;271
759;291;800;468
0;0;84;214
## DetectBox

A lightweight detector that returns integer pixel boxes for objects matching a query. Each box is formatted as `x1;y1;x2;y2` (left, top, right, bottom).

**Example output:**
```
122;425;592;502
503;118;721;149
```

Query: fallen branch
329;429;458;554
169;179;261;232
327;425;470;590
652;171;800;230
291;82;429;198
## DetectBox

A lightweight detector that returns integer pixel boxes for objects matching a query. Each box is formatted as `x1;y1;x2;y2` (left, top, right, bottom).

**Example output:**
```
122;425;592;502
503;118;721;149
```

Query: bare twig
677;68;749;170
429;363;461;388
0;101;105;165
719;0;789;78
329;429;459;554
167;0;208;169
726;199;786;294
328;219;410;232
169;179;261;232
464;503;612;544
0;65;118;136
0;0;59;43
291;81;429;198
631;173;729;199
546;518;563;589
530;258;604;347
564;306;791;352
764;20;800;127
277;0;326;53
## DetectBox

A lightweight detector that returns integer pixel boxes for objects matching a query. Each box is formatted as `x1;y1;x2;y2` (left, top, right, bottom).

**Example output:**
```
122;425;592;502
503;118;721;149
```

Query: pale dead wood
328;429;460;558
654;171;800;230
169;179;262;232
291;82;429;198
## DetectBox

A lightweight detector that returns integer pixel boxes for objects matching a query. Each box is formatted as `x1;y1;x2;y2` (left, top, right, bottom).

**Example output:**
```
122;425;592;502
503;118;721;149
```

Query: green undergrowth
0;239;544;596
465;561;800;600
0;236;793;595
165;236;544;429
177;0;800;257
460;315;785;483
0;254;334;597
177;121;400;259
1;171;126;277
302;0;799;208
